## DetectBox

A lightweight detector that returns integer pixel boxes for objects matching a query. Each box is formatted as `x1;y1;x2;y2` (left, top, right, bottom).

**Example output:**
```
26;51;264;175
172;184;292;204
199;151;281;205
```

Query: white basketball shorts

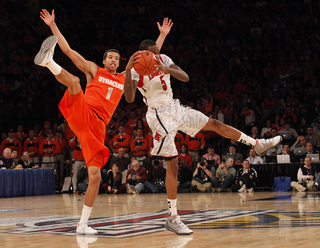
146;99;209;157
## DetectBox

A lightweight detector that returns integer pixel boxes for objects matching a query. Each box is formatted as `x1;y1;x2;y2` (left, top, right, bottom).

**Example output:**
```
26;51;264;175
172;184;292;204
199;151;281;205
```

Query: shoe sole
76;232;98;235
165;225;193;235
34;35;58;65
256;136;283;157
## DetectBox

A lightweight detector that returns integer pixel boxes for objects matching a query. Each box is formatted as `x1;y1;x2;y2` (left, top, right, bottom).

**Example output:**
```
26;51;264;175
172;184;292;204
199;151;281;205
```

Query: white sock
167;198;177;216
79;205;92;225
46;60;62;75
237;132;256;147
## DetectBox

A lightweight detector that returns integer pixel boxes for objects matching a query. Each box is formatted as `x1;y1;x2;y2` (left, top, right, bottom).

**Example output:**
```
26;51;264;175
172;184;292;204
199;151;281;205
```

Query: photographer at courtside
190;158;212;192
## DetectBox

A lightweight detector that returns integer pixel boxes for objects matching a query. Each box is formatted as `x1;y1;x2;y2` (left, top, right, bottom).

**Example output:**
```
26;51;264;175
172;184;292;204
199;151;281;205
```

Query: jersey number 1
106;87;113;100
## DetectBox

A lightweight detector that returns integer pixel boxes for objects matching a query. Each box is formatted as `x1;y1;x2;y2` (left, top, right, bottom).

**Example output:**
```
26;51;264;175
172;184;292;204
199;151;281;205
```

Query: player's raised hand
157;17;173;36
40;9;55;26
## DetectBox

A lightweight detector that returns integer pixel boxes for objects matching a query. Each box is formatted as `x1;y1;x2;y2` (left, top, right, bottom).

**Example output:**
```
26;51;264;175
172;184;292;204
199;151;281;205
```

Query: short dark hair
139;39;156;50
103;49;121;60
271;127;277;132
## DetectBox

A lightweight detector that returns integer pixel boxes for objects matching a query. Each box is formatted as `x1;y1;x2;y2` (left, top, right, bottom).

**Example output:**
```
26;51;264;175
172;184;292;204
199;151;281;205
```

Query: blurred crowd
1;0;320;193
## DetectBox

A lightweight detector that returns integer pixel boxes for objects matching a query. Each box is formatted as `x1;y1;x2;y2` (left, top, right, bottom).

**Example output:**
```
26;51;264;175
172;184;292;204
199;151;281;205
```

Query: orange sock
67;90;81;108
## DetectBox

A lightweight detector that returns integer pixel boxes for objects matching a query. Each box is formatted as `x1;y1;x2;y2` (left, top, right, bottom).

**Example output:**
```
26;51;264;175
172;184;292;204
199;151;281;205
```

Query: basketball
134;50;158;76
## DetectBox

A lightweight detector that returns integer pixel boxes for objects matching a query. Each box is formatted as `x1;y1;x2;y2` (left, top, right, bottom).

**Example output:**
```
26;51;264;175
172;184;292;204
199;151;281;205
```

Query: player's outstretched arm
156;17;173;50
123;51;141;103
40;9;97;77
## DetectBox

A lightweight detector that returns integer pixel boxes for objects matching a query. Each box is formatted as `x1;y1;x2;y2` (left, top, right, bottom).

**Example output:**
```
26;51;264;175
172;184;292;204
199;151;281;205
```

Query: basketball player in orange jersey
34;9;173;235
125;40;282;235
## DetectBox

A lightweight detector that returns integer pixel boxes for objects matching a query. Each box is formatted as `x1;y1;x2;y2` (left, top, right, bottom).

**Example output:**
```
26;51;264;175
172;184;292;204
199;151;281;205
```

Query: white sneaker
247;188;254;193
34;35;58;66
238;187;246;193
76;223;98;235
126;183;132;194
254;136;282;156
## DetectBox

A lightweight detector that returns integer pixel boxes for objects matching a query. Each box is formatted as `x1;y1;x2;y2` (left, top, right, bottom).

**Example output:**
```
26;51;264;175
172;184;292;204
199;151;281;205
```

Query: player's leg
203;118;281;156
76;152;103;235
34;36;81;95
165;156;193;235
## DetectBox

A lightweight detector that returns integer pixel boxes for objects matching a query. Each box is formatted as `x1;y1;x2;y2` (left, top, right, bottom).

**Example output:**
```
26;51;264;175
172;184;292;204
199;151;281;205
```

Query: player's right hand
40;9;55;26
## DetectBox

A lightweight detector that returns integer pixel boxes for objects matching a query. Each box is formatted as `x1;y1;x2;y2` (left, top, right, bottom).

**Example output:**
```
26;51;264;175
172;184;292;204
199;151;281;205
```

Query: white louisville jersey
131;54;174;109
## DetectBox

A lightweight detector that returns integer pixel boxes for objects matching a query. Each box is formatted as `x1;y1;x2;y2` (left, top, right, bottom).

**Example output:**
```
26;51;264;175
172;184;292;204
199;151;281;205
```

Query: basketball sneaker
34;35;58;66
247;188;254;193
238;186;246;193
254;136;282;156
76;223;98;235
165;215;193;235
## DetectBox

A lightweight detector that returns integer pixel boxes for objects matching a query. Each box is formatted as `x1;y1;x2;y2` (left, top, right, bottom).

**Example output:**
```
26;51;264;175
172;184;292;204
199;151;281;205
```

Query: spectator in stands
306;142;319;155
0;148;14;169
185;132;205;167
104;163;122;194
291;157;320;192
283;123;298;139
305;126;320;147
174;131;185;153
297;118;308;136
227;144;244;163
17;151;39;169
11;149;19;166
246;149;264;165
290;135;307;152
77;164;89;194
23;129;41;165
69;136;86;193
191;158;212;192
0;129;22;157
108;147;131;172
261;119;272;138
313;119;320;136
177;160;193;193
126;159;147;194
144;158;166;193
130;127;148;165
232;160;258;193
202;144;221;166
55;129;67;189
14;125;28;143
112;125;130;157
178;144;193;168
39;129;61;169
211;158;236;192
39;121;52;138
250;126;261;139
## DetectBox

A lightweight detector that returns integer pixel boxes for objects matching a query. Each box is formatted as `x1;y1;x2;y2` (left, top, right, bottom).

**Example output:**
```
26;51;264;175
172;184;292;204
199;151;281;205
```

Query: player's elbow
181;74;189;82
125;95;135;103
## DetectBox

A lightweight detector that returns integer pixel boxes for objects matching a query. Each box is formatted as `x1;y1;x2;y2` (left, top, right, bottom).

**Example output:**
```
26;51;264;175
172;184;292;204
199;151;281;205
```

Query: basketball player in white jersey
125;39;282;235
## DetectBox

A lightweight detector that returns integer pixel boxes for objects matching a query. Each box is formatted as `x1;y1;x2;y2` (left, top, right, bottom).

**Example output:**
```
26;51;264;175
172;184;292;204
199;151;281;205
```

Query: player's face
148;45;160;55
103;52;120;72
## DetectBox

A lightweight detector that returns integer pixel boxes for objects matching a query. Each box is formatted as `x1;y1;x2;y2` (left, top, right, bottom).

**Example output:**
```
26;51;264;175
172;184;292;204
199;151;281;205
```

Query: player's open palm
40;9;55;26
157;17;173;36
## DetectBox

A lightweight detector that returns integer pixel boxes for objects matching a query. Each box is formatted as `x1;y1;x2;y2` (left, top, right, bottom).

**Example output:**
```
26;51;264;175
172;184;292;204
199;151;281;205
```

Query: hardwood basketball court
1;192;320;247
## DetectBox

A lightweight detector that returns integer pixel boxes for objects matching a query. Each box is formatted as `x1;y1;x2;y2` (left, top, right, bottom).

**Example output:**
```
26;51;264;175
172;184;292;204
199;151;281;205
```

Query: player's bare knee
89;173;101;184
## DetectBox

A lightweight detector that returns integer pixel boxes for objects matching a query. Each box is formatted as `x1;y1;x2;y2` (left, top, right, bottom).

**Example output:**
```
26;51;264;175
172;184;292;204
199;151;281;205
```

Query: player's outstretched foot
76;223;98;235
34;35;58;66
165;215;193;235
254;135;282;156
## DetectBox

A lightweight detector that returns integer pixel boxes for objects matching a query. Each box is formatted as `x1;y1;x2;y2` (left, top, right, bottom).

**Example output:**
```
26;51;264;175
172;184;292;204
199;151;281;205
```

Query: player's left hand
157;17;173;36
154;56;169;73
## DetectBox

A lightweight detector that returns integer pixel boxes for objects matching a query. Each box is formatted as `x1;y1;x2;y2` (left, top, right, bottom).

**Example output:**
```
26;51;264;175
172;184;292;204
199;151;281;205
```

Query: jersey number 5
160;76;167;91
106;87;113;100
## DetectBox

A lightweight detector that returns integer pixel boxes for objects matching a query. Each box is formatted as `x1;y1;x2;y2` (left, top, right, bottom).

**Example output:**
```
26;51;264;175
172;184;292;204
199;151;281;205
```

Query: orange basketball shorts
59;89;109;168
